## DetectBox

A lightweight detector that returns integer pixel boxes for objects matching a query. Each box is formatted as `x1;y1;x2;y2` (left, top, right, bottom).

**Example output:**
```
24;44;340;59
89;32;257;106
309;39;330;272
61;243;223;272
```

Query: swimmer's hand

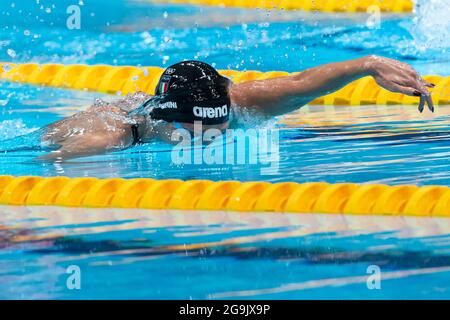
36;145;107;162
365;55;435;112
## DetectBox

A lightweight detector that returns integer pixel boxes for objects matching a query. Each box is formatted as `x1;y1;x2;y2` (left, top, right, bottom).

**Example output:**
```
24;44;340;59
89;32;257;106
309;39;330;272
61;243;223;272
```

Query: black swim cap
148;61;231;125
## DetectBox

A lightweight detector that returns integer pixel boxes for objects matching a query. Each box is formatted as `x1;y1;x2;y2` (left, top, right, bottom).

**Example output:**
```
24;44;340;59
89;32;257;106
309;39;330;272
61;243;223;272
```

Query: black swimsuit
131;124;141;146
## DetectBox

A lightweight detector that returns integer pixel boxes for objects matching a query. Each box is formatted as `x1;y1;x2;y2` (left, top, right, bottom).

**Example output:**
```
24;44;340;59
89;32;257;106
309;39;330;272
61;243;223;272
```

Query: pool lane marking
210;265;450;298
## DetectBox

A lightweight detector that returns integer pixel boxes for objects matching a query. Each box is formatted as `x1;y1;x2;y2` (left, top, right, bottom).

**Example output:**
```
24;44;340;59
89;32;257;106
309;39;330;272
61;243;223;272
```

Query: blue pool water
1;0;450;299
2;207;450;299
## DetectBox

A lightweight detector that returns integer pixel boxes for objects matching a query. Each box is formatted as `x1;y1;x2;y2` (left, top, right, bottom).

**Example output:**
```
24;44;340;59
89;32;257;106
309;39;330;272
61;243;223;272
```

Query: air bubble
2;64;12;72
7;49;17;58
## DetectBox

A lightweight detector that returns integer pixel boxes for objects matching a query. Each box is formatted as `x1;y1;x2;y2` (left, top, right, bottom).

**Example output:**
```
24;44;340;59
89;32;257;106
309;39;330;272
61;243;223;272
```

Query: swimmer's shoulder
114;92;153;113
85;92;153;114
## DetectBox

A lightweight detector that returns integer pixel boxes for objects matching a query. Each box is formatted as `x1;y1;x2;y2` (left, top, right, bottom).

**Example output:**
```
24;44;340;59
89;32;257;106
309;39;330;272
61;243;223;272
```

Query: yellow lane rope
152;0;414;13
1;62;449;106
0;176;449;216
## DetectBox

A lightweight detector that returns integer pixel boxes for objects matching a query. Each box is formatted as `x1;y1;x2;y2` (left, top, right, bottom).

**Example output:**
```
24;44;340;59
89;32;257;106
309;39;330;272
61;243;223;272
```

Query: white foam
412;0;450;52
0;119;38;140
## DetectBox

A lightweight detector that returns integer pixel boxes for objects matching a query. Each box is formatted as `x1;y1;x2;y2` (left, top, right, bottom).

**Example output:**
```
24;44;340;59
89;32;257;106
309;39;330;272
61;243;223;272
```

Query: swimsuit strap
131;124;141;146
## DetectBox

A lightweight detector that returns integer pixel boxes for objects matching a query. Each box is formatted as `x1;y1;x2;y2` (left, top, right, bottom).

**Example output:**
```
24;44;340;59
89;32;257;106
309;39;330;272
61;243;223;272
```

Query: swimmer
16;56;435;161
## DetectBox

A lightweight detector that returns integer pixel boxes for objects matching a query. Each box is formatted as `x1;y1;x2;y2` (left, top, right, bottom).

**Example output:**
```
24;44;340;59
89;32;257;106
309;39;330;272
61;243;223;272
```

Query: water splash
0;119;37;140
412;0;450;52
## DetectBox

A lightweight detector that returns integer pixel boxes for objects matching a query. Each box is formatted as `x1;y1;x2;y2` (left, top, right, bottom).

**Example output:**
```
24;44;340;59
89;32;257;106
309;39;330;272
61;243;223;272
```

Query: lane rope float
151;0;414;13
1;62;449;106
0;176;449;216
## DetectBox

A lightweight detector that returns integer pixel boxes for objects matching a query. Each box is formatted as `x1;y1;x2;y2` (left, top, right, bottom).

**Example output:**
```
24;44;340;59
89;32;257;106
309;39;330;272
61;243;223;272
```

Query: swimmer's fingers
416;94;434;113
412;78;435;112
425;94;435;113
375;78;424;96
399;63;433;88
416;78;435;111
395;66;433;93
391;60;433;91
375;79;431;113
422;80;436;88
406;76;431;95
418;95;425;113
415;76;436;89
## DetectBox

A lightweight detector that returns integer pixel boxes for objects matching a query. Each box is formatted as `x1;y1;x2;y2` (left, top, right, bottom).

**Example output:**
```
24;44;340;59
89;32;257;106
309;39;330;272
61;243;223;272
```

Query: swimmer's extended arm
230;55;435;116
36;130;128;161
